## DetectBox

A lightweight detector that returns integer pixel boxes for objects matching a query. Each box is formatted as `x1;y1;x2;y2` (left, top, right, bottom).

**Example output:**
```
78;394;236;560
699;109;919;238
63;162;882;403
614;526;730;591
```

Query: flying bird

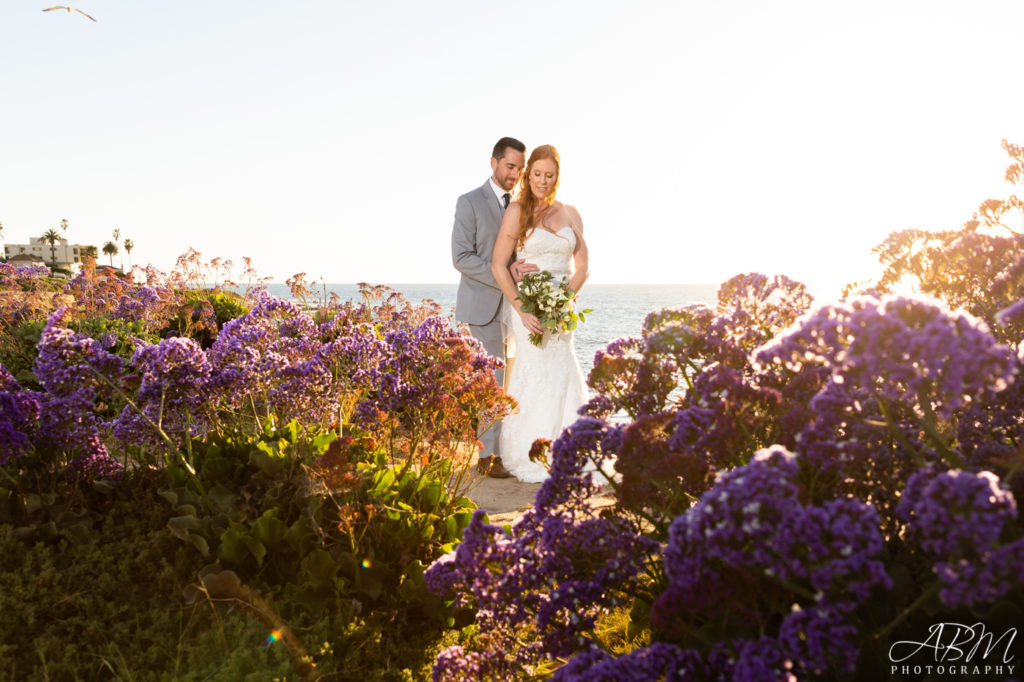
42;6;96;21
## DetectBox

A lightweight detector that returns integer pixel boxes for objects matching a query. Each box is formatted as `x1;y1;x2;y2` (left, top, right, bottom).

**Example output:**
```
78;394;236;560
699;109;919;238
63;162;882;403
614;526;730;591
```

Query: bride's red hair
516;145;560;249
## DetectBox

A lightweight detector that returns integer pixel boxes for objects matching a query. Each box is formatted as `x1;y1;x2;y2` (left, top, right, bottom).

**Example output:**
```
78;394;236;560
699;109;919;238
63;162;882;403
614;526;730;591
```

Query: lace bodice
517;226;575;278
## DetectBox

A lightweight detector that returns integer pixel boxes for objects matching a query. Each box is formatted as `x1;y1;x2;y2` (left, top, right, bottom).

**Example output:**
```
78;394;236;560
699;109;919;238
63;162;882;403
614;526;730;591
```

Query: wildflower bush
426;140;1024;680
0;253;514;678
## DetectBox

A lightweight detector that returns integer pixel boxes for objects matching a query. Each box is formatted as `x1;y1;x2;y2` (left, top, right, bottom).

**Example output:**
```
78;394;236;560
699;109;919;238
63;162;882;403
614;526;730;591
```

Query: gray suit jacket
451;180;509;325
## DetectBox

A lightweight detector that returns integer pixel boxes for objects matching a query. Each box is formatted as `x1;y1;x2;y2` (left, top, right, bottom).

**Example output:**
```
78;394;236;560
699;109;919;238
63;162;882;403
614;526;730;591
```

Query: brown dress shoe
478;456;513;479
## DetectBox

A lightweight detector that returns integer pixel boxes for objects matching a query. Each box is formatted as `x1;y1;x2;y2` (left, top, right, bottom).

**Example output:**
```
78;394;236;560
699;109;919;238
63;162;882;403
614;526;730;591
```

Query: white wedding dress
499;226;589;483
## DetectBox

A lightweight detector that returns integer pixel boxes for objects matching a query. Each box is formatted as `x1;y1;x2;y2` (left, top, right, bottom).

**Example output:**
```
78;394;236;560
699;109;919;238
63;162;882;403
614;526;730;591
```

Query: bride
490;144;589;483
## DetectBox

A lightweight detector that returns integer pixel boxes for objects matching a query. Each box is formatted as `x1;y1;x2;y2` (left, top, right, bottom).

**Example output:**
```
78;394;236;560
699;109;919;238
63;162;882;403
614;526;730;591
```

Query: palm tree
123;238;134;269
41;228;62;266
60;218;68;235
82;245;98;263
112;228;122;269
102;241;118;268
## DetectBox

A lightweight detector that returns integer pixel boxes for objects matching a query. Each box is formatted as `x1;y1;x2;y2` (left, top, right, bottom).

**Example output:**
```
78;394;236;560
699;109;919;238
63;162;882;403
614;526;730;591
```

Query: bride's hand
518;309;543;335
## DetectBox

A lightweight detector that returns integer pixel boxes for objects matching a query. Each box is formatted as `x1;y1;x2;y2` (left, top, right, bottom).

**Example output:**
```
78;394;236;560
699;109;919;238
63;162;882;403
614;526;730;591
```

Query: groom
452;137;535;478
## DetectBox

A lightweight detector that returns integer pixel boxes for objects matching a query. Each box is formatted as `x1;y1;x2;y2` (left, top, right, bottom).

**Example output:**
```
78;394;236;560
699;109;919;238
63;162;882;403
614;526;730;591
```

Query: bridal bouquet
516;270;592;346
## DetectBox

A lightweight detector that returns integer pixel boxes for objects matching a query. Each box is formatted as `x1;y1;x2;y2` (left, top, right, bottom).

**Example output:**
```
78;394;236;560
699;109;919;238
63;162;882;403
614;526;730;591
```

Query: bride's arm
492;203;544;334
566;205;589;295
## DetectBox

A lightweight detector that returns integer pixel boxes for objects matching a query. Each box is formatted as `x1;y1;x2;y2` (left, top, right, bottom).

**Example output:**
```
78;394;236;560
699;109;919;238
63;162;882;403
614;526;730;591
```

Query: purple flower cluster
899;468;1016;557
207;291;320;414
0;262;51;283
650;447;890;676
716;272;815;352
553;642;708;682
113;337;213;448
757;295;1018;420
28;308;124;478
0;366;41;464
426;417;657;676
111;286;174;324
897;468;1024;606
34;308;124;399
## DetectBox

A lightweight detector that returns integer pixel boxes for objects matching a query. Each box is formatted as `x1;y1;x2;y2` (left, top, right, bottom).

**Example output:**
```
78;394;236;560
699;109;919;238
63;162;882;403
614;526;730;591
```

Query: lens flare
361;558;372;569
266;629;282;646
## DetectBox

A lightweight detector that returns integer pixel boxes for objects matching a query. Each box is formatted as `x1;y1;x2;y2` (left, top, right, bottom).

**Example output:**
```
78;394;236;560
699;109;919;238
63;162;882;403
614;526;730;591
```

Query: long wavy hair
516;145;561;249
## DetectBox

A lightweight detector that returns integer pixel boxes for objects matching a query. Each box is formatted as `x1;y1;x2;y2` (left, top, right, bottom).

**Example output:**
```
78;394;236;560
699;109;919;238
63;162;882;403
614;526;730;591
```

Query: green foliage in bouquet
516;270;592;346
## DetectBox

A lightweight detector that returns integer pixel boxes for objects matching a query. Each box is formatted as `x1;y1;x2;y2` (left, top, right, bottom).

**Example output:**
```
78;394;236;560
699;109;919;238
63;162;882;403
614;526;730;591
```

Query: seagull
42;6;97;21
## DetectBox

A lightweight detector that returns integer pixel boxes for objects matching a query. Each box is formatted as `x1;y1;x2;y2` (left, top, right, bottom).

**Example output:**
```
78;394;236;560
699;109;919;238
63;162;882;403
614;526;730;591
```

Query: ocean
264;283;720;374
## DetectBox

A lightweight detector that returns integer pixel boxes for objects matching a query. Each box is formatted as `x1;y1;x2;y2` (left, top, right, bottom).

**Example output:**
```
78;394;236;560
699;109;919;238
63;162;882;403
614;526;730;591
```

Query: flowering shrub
428;140;1024;679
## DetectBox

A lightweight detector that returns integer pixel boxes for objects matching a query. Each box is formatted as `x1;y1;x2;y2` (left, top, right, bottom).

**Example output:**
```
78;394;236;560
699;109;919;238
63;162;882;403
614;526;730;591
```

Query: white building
3;237;88;271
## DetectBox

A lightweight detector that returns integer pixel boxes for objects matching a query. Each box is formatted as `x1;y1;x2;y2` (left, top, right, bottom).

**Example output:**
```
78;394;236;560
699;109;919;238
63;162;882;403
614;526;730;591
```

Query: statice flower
426;417;656;675
996;296;1024;332
757;295;1018;420
710;636;794;682
552;642;707;682
897;468;1024;606
32;309;124;474
773;497;892;604
113;337;213;448
615;411;712;518
899;468;1016;557
654;446;891;665
587;335;672;418
431;646;494;682
716;272;814;352
957;355;1024;473
0;262;51;281
663;446;800;573
776;605;859;677
795;378;938;530
0;366;41;464
207;291;319;413
35;308;123;398
64;432;123;480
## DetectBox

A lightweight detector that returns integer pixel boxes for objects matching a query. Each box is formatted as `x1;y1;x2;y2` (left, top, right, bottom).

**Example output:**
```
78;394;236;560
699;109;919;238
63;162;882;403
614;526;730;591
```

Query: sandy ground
464;473;544;524
462;456;617;526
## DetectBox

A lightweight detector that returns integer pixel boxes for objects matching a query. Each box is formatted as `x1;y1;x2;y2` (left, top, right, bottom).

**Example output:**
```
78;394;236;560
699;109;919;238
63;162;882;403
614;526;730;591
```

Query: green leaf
423;481;442;509
187;533;210;557
206;483;236;513
251;510;287;547
167;515;201;541
282;419;299;444
311;431;338;455
242;535;267;565
249;448;285;476
200;570;242;599
217;528;250;565
301;549;339;590
372;469;396;494
444;516;458;539
286;517;318;555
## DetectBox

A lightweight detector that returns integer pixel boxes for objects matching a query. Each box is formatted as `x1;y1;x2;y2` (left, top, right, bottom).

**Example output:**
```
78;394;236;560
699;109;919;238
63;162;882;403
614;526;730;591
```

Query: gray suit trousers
469;310;505;459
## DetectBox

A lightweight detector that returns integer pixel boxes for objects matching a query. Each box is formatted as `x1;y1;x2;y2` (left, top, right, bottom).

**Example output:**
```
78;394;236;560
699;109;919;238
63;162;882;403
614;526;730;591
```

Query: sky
2;0;1023;299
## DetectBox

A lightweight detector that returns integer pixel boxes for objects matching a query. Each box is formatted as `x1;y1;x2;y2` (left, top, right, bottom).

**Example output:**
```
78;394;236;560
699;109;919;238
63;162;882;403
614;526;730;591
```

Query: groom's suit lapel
479;181;502;232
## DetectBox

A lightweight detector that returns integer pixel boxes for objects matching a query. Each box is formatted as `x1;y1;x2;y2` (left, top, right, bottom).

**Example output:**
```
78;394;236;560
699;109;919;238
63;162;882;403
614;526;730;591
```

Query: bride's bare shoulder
563;203;583;229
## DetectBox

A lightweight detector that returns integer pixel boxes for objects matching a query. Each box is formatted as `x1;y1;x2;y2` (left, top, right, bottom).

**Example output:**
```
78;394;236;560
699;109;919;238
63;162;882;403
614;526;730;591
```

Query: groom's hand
510;259;539;283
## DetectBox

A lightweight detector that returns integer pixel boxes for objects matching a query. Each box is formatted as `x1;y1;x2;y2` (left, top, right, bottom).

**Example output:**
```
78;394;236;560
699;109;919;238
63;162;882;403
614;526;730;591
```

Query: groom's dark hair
492;137;526;160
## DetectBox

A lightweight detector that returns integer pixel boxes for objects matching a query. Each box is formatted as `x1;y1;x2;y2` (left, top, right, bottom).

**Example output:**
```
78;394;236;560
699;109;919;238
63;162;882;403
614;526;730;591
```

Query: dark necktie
502;193;510;209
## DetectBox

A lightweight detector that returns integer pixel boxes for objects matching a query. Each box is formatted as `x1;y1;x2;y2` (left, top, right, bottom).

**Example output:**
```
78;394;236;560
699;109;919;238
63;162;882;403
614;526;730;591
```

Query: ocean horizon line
262;281;723;287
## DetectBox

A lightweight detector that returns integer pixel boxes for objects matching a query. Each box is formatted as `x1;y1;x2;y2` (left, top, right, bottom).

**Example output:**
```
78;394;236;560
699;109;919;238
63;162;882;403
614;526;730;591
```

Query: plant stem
875;581;940;641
